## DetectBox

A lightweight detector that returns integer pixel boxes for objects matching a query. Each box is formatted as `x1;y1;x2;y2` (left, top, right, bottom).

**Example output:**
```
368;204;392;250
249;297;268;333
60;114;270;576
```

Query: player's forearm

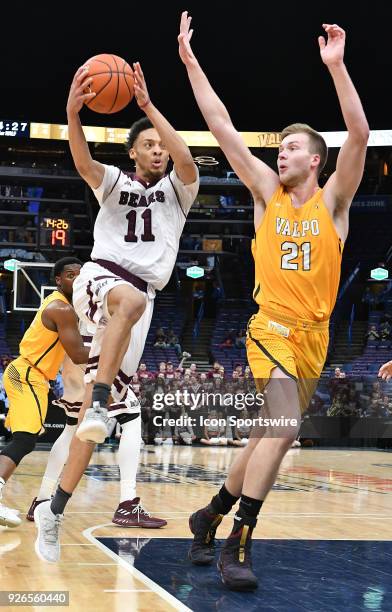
185;59;233;133
67;111;94;173
69;345;90;365
143;102;194;169
328;62;369;141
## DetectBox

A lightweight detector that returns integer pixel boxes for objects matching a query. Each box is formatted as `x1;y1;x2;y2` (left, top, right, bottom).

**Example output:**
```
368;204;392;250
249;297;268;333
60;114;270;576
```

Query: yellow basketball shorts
4;357;49;434
246;308;329;412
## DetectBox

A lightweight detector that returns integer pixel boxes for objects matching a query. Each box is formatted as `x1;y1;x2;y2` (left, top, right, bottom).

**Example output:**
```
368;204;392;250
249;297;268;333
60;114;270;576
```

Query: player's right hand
66;66;96;115
178;11;196;66
378;360;392;381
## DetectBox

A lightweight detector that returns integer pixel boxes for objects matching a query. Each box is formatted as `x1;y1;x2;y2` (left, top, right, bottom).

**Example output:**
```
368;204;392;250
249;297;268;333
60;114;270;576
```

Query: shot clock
39;216;72;248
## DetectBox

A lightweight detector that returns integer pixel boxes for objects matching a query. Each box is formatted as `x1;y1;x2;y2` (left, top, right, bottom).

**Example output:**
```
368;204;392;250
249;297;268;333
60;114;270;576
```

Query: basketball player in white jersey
34;61;199;562
28;328;166;528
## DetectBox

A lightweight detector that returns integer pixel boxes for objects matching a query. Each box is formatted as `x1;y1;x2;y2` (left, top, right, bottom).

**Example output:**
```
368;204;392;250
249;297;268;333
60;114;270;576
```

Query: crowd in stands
219;328;247;349
129;359;258;446
153;327;183;357
305;375;392;418
1;334;392;446
366;319;392;344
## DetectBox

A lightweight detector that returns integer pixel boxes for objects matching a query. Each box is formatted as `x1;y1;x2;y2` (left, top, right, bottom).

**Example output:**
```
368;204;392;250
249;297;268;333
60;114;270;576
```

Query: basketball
83;53;134;114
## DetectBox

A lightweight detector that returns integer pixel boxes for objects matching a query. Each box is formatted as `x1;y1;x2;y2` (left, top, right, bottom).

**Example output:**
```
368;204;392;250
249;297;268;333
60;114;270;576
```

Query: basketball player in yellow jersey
179;14;369;590
0;257;89;527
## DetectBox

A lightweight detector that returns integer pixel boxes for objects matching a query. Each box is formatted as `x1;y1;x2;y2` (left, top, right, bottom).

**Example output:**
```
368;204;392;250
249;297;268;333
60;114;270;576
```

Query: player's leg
188;432;262;565
0;434;37;528
77;283;146;443
34;384;94;563
112;412;167;528
218;370;300;590
0;359;48;527
27;415;78;521
108;297;166;527
28;351;88;521
92;284;146;403
188;312;295;572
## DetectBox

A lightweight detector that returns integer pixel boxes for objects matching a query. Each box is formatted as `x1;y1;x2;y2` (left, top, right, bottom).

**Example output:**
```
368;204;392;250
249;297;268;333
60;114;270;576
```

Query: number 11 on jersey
124;209;155;243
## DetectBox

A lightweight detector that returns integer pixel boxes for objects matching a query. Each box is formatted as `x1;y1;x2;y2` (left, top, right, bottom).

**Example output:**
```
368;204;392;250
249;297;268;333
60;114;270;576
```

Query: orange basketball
83;54;134;114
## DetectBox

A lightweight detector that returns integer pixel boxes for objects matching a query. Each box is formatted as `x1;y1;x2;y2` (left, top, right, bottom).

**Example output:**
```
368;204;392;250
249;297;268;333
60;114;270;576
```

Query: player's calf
0;432;37;525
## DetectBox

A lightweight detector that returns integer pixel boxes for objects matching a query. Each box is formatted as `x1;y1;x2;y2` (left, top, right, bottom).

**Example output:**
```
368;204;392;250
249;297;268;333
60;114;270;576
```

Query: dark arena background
0;2;392;611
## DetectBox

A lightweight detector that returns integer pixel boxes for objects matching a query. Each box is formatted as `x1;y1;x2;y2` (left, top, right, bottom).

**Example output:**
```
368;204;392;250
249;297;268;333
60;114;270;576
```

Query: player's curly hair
125;117;154;151
53;257;82;279
281;123;328;176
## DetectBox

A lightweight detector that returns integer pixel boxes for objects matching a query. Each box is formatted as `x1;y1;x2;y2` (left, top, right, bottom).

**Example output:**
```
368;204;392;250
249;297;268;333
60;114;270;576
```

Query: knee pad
0;431;38;466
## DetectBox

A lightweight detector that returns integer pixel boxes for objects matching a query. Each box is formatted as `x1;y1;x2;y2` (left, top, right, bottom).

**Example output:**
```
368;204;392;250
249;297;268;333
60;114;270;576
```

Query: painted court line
78;562;117;566
104;589;152;593
83;523;192;612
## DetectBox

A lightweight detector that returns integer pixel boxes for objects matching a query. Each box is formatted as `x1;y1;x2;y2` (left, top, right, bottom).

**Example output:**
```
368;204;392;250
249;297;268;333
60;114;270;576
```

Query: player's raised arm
178;11;279;204
132;62;197;185
66;66;105;190
321;25;369;212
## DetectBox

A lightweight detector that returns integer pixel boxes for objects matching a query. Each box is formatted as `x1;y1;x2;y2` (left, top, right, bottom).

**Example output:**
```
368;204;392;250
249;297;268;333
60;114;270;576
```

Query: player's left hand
318;24;345;66
133;62;151;110
378;360;392;381
178;11;195;66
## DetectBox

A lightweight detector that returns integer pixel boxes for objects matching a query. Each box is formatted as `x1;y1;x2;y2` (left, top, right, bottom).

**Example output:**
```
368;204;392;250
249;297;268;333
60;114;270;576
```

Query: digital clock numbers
0;120;29;137
39;216;72;248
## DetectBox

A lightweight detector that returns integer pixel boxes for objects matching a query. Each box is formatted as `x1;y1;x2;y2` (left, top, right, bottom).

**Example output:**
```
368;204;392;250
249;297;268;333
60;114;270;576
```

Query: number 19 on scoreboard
39;216;72;249
51;229;67;246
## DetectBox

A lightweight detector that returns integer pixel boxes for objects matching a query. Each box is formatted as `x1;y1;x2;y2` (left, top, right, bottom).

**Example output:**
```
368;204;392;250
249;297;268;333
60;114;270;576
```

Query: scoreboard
0;119;390;147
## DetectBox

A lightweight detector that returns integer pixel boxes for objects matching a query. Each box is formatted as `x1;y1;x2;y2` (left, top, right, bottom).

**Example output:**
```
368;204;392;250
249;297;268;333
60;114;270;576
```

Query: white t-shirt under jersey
91;164;199;290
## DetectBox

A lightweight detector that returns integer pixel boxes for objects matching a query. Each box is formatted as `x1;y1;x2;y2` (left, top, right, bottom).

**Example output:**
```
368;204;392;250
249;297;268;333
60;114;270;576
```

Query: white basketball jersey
91;164;199;290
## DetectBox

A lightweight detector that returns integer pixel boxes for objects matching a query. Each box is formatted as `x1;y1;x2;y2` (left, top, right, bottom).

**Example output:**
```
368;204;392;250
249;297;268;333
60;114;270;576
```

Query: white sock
118;416;141;503
37;424;76;500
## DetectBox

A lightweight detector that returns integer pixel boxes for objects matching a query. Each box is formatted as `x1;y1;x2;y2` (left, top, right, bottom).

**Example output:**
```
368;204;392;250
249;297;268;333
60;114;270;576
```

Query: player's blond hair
281;123;328;177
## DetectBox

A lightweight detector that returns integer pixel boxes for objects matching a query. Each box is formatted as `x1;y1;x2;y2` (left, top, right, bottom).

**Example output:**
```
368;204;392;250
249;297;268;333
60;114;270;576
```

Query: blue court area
97;537;392;611
85;463;312;491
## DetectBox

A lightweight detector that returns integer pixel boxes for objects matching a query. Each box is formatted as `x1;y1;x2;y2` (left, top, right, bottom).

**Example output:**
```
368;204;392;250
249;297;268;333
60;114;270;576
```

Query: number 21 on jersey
281;241;311;271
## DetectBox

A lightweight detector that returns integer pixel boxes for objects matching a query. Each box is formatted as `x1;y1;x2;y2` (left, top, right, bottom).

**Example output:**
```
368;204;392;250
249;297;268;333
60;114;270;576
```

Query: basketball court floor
2;444;392;611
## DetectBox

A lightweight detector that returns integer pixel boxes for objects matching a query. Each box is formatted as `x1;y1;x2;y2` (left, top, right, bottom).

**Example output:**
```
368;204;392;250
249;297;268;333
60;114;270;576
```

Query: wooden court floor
1;445;392;611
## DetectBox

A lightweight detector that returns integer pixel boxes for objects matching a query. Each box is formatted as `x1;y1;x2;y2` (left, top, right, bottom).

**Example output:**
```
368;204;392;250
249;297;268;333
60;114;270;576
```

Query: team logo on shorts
268;320;290;338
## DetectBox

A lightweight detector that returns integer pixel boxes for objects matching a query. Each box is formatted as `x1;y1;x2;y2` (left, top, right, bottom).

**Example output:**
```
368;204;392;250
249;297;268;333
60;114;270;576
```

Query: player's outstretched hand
178;10;196;66
133;62;151;110
66;66;96;115
378;360;392;381
318;24;345;67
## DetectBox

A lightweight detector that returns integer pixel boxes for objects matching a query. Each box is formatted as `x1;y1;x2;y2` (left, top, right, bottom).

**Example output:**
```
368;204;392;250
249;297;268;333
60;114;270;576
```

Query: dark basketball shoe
112;498;167;528
188;508;223;565
218;519;258;591
26;497;49;522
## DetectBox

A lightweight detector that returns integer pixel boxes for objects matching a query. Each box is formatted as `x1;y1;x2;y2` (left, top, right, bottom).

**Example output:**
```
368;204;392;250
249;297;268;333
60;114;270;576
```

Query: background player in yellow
178;12;369;590
0;257;89;528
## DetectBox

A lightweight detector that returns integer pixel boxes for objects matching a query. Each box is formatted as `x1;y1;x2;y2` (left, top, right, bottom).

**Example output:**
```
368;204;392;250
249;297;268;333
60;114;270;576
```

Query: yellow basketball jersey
20;290;69;380
252;185;343;321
